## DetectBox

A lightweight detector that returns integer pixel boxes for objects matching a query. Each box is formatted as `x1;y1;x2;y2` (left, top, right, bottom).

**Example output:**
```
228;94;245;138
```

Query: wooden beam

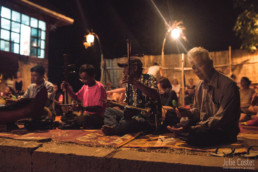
20;0;74;25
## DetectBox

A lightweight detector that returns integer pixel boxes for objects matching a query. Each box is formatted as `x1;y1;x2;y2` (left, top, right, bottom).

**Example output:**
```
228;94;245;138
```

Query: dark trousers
184;95;194;105
163;110;180;127
104;107;152;135
180;129;237;147
82;114;103;129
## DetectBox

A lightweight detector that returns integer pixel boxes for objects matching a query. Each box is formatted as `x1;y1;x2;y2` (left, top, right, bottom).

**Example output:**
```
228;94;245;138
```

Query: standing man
168;47;240;147
102;58;161;135
61;64;107;129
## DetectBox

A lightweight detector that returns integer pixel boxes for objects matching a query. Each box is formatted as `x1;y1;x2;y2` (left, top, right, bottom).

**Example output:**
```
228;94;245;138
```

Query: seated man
106;87;126;103
61;64;107;129
106;79;126;103
167;47;240;147
22;65;54;129
23;65;54;102
102;58;161;135
147;62;163;81
0;65;52;129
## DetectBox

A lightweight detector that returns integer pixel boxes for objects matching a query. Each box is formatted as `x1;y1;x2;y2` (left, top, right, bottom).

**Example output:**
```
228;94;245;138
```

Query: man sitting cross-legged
102;58;162;136
0;65;52;130
167;47;240;147
61;64;107;129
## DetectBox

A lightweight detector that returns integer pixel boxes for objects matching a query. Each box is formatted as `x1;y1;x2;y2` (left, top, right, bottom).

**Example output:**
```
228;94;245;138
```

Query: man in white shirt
22;65;54;129
168;47;240;147
147;63;163;80
0;65;52;130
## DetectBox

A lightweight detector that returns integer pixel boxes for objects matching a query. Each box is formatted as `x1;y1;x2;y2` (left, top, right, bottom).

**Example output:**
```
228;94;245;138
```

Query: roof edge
20;0;74;25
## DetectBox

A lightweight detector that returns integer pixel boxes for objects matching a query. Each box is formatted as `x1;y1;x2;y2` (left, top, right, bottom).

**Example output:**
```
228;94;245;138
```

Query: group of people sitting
238;76;258;126
0;46;256;147
0;71;24;103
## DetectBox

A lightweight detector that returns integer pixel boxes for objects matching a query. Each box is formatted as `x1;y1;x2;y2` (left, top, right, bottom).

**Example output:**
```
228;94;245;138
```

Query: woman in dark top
158;77;179;128
14;72;23;95
184;78;196;105
53;84;63;116
158;77;178;106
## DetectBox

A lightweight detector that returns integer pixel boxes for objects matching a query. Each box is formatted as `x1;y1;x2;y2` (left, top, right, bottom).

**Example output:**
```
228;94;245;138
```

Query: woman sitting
184;78;195;106
171;78;180;98
14;72;24;95
2;86;16;102
242;93;258;126
158;77;179;128
239;77;256;121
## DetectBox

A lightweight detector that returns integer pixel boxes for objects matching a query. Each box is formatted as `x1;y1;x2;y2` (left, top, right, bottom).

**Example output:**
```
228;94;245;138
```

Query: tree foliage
233;0;258;52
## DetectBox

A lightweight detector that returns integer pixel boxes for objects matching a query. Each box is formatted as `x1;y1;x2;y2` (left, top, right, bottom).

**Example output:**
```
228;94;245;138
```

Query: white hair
187;47;212;64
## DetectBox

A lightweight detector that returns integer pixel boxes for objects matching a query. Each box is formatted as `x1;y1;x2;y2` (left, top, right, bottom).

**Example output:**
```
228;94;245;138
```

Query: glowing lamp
86;34;95;43
171;28;181;39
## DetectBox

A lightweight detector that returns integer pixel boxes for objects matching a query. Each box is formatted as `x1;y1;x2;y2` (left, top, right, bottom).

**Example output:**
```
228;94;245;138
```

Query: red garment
76;82;107;117
246;117;258;126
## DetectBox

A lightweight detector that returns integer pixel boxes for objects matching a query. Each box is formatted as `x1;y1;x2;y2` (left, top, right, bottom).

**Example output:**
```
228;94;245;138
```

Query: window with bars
0;6;46;58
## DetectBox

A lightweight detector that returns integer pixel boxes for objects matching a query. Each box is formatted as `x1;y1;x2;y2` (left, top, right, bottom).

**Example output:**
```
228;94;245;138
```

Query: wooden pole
126;40;131;105
229;46;232;76
181;53;185;106
161;28;171;71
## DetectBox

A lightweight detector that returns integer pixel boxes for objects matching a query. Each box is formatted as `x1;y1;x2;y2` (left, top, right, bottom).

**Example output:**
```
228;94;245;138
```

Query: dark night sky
30;0;242;83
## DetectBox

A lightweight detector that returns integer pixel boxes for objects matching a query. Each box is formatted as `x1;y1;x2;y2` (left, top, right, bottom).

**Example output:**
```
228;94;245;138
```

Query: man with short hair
61;64;107;129
23;65;54;100
22;65;54;129
102;58;161;135
167;47;240;146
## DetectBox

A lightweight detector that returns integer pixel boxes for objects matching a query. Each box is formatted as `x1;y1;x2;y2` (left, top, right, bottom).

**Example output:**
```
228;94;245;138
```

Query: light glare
171;28;181;39
86;34;94;43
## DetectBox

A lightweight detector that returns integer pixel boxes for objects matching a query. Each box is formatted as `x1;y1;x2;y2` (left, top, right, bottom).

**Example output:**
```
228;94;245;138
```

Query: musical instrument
61;55;77;115
162;106;173;120
0;85;47;123
103;99;152;119
126;39;131;105
62;54;70;113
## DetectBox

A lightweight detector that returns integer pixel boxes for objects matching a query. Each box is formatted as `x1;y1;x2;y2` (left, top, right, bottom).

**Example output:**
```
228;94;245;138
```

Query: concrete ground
0;131;257;172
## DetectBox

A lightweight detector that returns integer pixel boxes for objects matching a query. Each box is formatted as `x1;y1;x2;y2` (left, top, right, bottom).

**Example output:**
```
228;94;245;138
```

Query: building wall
0;50;48;92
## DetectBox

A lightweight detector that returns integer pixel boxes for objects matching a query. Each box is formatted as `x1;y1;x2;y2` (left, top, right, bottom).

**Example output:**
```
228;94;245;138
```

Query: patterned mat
0;129;140;148
122;132;247;153
0;123;257;152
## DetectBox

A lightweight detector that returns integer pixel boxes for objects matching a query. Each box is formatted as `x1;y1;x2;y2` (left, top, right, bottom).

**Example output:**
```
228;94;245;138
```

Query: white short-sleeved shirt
147;65;161;77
